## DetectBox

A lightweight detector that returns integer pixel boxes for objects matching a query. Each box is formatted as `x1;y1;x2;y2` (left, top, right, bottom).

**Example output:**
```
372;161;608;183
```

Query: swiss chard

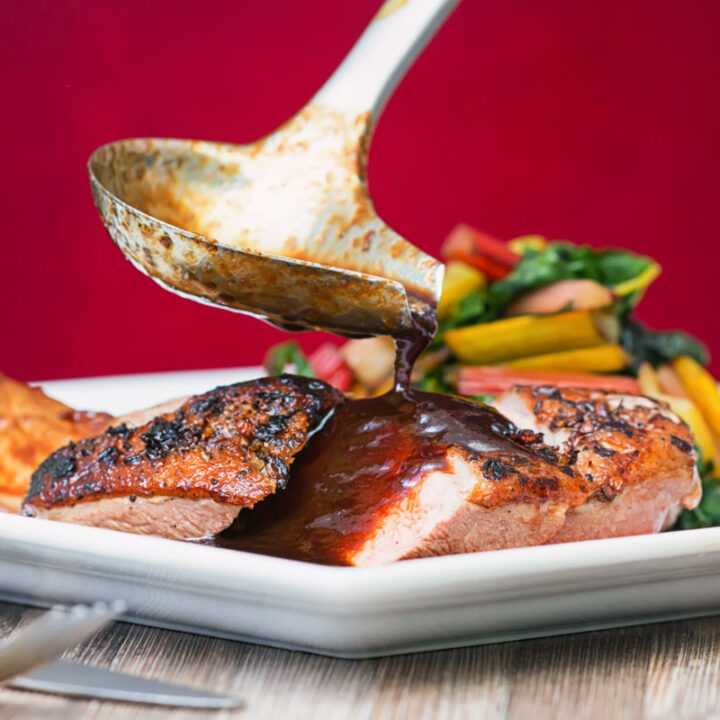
433;241;662;351
620;319;709;371
264;341;314;377
431;289;496;348
489;243;656;311
415;367;456;394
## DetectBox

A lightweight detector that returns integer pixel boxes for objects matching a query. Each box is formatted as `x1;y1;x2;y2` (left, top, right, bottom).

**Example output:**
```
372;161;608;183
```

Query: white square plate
1;369;719;658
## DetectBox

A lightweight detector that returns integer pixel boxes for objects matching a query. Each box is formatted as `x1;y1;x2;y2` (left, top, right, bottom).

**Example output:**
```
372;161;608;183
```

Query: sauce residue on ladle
217;302;523;564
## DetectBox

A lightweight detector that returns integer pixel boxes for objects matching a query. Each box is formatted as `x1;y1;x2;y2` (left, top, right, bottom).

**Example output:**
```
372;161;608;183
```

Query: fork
0;601;125;684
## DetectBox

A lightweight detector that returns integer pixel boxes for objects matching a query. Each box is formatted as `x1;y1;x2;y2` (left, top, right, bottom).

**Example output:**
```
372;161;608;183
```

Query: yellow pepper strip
437;261;486;317
673;356;720;438
613;261;661;297
640;362;718;469
507;235;547;255
444;310;605;365
504;343;629;373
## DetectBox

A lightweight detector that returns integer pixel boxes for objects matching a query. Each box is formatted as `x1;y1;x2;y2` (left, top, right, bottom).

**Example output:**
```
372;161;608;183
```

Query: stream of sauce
216;305;523;565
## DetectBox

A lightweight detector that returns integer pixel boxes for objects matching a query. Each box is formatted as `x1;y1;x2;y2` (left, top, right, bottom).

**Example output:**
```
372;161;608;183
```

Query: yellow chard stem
504;344;628;373
444;310;606;365
437;261;486;318
613;261;661;297
673;356;720;438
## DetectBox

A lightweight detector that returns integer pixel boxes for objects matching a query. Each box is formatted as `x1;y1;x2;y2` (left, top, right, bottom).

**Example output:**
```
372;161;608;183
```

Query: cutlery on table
0;603;243;709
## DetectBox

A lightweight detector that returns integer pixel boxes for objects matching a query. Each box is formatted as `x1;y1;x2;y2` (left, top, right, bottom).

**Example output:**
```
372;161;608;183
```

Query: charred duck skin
492;386;701;541
20;375;343;539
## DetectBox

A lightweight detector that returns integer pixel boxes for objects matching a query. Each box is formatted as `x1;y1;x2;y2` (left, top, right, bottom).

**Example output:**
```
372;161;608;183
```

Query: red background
2;0;718;381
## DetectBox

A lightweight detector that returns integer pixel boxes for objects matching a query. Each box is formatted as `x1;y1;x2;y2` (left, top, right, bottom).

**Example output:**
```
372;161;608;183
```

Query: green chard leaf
431;289;496;349
488;242;655;312
673;469;720;530
619;318;709;371
592;249;653;286
470;394;496;404
454;291;492;325
264;341;314;377
415;367;456;394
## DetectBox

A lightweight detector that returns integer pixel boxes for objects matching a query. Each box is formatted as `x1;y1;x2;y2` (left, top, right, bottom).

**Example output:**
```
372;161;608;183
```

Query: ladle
89;0;459;337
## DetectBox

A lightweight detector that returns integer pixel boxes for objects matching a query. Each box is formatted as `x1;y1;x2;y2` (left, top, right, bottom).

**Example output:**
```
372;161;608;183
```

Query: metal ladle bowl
89;0;458;338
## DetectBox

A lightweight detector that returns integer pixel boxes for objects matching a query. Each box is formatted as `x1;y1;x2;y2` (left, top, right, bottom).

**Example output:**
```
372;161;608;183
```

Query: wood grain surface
1;600;719;720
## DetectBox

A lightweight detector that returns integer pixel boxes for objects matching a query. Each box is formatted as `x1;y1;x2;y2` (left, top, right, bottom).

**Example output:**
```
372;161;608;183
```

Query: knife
11;659;243;709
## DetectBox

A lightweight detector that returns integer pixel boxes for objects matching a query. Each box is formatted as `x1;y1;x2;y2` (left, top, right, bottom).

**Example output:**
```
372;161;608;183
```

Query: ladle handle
312;0;460;120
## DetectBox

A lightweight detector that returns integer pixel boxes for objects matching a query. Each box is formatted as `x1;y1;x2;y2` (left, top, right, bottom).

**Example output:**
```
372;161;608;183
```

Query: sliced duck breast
21;375;343;540
233;392;588;565
492;386;701;542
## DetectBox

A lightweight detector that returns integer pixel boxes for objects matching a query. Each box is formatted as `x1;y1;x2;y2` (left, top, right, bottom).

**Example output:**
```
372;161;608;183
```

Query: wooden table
2;600;719;720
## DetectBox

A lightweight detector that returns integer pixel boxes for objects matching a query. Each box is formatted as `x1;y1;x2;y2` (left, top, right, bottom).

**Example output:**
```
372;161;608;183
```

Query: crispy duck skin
492;386;701;541
20;375;344;535
0;374;112;512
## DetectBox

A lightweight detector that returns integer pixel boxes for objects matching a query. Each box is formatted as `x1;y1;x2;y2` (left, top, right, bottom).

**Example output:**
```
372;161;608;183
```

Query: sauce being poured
217;303;531;565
